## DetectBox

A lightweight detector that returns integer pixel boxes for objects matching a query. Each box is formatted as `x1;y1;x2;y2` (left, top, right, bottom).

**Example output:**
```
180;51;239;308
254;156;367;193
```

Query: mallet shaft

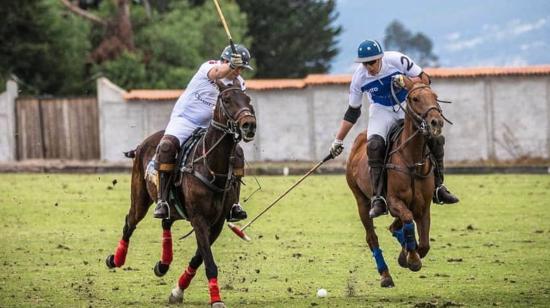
240;154;333;232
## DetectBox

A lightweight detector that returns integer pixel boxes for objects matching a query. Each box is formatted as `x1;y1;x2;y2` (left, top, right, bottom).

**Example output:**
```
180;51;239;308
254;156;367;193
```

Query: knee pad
155;135;179;171
367;135;386;164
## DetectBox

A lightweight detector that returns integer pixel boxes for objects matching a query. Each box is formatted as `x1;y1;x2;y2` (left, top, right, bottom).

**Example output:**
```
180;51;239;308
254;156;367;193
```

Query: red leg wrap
208;278;221;303
178;266;197;290
113;239;129;267
161;230;173;264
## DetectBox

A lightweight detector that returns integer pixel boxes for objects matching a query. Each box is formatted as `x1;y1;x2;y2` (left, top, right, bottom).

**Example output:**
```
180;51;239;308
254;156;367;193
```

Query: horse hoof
407;251;422;272
212;302;226;308
380;276;395;288
168;287;183;304
105;255;116;269
154;261;170;277
408;262;422;272
397;250;408;268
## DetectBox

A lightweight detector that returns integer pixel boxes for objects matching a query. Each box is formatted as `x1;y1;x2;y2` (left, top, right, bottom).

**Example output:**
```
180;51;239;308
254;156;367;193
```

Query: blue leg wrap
392;229;405;247
372;247;388;274
403;222;417;251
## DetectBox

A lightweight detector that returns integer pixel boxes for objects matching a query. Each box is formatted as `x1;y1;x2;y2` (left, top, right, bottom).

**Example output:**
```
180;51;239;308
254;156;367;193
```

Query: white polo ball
316;288;327;298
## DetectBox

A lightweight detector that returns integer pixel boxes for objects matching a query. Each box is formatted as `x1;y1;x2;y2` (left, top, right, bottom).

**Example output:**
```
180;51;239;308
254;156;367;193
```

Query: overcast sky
332;0;550;73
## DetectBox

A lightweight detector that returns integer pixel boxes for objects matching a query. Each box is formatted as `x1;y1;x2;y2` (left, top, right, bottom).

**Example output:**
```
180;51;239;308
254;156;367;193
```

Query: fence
15;97;100;160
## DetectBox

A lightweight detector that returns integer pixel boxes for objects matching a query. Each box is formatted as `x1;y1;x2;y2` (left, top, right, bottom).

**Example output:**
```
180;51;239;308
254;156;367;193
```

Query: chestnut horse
105;80;256;307
346;77;446;288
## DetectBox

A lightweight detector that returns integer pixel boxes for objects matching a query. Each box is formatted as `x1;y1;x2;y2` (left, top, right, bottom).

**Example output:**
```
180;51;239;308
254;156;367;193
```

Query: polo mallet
212;0;237;53
227;153;334;241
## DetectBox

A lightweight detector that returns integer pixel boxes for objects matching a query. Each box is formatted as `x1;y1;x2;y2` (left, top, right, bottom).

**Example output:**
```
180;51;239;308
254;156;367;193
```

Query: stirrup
154;200;170;219
433;184;459;205
369;196;388;218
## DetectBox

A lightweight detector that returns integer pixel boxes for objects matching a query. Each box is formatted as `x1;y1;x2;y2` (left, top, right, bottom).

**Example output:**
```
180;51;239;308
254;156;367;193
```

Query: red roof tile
124;65;550;101
124;89;183;101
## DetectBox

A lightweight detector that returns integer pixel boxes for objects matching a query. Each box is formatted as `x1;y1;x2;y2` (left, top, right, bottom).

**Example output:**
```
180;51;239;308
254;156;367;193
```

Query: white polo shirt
348;51;422;108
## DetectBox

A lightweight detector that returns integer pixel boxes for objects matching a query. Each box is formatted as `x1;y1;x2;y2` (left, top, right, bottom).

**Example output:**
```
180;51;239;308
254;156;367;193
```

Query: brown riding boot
428;136;459;204
367;135;388;218
153;135;180;219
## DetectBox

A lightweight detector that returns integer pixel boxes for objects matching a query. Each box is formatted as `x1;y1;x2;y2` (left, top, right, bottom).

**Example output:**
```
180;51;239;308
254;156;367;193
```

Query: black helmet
220;44;253;70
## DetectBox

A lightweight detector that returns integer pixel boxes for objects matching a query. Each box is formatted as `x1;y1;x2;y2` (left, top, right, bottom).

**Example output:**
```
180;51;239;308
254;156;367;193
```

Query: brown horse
105;80;256;307
346;77;445;288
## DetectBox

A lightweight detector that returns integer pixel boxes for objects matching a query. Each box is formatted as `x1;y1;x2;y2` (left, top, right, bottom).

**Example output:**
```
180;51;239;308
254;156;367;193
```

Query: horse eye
412;97;419;102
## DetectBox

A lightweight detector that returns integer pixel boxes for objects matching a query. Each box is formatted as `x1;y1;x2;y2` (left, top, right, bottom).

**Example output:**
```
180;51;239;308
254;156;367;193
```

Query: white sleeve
389;52;422;77
200;61;219;81
238;76;246;91
348;70;363;108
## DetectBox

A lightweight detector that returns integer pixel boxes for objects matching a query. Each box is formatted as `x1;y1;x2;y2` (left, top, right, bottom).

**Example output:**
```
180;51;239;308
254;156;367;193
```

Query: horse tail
124;149;136;159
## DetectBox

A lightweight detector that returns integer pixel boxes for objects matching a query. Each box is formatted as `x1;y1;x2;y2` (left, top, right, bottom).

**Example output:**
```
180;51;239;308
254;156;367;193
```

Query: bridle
210;86;255;142
392;84;452;137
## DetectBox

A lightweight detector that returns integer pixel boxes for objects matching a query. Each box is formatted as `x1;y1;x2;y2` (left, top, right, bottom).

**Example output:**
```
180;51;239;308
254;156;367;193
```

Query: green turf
0;173;549;307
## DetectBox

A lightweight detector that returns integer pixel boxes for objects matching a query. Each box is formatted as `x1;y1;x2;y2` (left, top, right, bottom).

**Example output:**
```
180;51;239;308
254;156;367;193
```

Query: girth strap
192;170;226;193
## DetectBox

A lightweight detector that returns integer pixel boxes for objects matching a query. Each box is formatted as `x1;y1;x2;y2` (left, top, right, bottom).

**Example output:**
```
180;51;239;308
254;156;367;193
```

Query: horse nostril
242;122;250;130
431;119;440;128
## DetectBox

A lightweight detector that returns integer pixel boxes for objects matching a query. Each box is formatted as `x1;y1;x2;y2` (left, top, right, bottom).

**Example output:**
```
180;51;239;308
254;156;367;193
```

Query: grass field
1;173;549;307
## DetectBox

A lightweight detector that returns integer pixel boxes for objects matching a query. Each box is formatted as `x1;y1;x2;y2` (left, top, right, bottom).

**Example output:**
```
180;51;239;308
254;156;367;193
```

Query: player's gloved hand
330;139;344;158
230;53;244;69
392;74;406;89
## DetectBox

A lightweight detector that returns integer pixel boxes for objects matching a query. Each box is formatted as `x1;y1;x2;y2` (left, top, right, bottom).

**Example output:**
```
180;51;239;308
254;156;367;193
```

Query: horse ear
232;77;241;89
215;79;228;91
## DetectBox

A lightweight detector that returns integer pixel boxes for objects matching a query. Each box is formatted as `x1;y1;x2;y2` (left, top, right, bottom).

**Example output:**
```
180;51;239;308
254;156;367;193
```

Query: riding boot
367;135;388;218
428;136;459;204
153;135;180;219
227;203;247;222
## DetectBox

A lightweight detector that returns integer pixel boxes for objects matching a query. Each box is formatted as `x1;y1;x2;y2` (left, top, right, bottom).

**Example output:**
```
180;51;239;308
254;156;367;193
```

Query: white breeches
366;102;406;143
164;116;202;146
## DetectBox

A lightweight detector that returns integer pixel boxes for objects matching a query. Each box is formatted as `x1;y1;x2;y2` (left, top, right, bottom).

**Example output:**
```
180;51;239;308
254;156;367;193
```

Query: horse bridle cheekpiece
211;86;254;142
405;85;443;136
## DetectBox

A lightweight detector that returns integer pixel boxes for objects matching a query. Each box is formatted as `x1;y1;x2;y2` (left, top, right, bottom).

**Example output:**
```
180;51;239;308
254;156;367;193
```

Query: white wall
0;81;18;161
17;74;550;163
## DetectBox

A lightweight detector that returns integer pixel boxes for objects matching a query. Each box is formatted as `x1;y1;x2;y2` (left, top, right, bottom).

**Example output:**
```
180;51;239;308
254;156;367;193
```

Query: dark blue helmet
355;39;383;63
220;44;253;70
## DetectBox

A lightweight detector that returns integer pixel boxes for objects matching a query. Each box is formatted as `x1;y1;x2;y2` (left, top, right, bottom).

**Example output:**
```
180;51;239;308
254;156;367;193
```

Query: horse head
401;77;444;138
214;79;257;142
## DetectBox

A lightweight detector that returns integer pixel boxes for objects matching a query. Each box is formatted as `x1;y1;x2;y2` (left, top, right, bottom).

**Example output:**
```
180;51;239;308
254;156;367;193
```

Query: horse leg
387;197;422;272
106;171;152;268
168;249;202;304
169;218;226;306
354;189;394;288
415;210;431;258
388;218;408;268
153;219;175;277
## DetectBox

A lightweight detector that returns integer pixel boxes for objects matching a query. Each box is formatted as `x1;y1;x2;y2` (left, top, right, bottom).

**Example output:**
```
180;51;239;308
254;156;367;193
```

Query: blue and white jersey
170;60;246;128
348;51;422;108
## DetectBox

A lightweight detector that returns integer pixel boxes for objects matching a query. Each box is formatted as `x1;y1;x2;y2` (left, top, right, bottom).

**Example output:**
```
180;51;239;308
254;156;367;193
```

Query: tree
383;20;439;67
236;0;341;78
92;0;249;89
60;0;134;63
0;0;92;95
61;0;248;89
